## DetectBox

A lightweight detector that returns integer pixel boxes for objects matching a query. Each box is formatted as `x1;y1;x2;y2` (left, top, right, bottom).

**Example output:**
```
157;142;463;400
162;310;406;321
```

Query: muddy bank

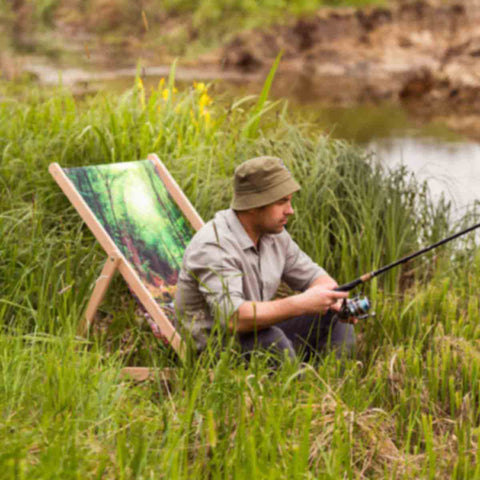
222;0;480;136
21;64;261;88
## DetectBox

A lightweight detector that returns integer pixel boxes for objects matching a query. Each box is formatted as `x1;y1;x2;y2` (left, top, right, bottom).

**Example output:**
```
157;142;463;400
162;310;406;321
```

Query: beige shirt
174;208;327;350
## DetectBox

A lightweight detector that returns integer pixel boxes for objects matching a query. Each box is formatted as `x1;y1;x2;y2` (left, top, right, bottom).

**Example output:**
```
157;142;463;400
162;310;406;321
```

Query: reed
1;74;479;478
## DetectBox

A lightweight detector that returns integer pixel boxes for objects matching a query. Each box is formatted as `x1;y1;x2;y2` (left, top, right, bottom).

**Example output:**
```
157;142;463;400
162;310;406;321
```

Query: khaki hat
231;156;300;211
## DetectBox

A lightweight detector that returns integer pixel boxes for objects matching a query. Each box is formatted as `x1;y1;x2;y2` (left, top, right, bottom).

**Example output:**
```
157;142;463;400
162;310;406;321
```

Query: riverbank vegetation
0;0;387;65
2;71;480;477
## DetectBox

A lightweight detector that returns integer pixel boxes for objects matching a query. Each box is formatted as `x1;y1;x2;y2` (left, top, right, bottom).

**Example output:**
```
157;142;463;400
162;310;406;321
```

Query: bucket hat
231;156;300;210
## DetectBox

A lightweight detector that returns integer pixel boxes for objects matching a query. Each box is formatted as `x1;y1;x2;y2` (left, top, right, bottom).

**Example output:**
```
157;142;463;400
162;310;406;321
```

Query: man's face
253;194;295;235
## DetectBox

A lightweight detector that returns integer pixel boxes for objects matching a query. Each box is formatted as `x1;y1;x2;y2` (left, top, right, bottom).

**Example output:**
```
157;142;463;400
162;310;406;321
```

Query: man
174;156;355;360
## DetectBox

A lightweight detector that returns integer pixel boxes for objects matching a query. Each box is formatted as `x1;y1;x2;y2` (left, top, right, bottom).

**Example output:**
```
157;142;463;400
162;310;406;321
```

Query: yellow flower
161;86;178;101
194;81;207;93
199;92;212;111
158;78;165;90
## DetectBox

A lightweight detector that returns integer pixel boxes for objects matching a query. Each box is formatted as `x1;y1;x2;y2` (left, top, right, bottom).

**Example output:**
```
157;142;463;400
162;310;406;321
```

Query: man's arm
308;273;338;290
230;285;348;333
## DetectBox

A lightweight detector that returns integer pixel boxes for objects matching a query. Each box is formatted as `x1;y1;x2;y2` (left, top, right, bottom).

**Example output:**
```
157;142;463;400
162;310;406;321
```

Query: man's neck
235;210;261;247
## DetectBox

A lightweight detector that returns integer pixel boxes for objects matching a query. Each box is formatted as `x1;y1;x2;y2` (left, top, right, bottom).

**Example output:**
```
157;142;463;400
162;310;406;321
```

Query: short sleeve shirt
173;208;327;350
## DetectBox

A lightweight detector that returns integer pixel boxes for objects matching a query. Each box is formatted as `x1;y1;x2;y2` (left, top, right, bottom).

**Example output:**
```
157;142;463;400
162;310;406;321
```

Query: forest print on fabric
64;159;194;305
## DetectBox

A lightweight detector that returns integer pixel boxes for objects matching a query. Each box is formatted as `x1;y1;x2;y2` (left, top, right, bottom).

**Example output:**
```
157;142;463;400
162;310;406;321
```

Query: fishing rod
334;221;480;320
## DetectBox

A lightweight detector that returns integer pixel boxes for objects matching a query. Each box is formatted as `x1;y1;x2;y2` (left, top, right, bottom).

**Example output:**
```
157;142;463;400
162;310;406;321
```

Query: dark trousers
237;312;355;362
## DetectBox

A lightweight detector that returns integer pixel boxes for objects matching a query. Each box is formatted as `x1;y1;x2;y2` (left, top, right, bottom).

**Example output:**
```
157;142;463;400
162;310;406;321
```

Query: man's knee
331;322;356;356
238;326;296;360
267;327;296;358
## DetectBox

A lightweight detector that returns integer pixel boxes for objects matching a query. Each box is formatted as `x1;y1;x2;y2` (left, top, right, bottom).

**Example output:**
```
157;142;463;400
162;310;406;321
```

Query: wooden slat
148;154;204;232
81;254;121;335
120;367;177;382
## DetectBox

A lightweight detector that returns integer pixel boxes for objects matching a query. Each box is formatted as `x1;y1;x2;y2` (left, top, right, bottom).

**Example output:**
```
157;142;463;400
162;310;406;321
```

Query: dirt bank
221;0;480;136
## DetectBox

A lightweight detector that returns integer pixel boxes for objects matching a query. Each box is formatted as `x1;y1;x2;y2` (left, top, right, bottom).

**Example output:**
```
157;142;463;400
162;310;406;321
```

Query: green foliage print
64;159;194;302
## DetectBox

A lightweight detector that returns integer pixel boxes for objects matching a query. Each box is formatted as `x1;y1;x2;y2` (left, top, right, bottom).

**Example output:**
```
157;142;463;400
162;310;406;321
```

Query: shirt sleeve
281;234;327;291
185;241;245;325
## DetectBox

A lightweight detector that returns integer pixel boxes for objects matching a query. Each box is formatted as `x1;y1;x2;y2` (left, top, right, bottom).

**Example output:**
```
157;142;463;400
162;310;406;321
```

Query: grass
1;72;480;478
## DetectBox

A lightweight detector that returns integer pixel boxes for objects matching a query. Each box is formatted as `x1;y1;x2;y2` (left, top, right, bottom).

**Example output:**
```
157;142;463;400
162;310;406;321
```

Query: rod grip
335;273;373;292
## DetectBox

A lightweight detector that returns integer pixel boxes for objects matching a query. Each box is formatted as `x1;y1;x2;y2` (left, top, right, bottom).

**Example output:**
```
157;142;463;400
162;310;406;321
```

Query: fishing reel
336;296;373;321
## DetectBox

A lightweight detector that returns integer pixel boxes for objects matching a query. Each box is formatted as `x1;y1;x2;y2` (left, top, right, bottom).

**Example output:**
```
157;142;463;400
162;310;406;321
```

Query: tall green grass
1;76;480;478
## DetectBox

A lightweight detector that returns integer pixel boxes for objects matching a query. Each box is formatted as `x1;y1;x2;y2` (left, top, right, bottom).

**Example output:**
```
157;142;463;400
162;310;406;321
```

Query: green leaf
242;51;282;139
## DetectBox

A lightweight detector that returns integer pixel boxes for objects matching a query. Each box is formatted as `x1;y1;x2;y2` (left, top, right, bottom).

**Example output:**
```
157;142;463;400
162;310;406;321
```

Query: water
304;103;480;216
370;137;480;216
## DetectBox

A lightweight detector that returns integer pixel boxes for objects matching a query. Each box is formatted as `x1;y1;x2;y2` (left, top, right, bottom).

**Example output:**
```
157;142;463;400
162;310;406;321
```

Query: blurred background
2;0;480;215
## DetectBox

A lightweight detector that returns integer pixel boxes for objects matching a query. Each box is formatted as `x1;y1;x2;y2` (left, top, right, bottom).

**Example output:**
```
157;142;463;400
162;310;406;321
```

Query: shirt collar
224;209;275;251
225;208;256;251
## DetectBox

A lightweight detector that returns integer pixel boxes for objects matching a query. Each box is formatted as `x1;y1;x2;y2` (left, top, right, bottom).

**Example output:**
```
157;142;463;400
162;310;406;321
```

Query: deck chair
49;154;204;380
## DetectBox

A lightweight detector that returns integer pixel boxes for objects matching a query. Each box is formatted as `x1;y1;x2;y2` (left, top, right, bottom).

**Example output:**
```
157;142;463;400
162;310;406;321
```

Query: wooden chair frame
49;154;204;378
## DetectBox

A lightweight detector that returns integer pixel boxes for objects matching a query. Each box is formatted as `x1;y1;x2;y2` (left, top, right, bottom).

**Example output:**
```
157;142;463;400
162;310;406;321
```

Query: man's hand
295;285;349;315
306;274;345;312
232;275;350;333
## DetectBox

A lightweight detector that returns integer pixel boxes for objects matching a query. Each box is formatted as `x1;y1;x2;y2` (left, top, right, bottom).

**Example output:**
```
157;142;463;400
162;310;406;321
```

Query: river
307;102;480;218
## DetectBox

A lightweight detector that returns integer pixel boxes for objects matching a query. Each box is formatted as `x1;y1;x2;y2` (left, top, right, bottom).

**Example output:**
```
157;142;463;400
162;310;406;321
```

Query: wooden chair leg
120;367;176;383
79;254;121;336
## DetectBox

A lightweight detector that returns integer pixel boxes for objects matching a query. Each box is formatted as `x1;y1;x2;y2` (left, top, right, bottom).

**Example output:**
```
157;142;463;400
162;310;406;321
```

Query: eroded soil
221;0;480;138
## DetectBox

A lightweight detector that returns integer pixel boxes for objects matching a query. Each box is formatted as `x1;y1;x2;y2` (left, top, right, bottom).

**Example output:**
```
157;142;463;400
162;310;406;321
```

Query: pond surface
307;103;480;216
370;138;480;215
